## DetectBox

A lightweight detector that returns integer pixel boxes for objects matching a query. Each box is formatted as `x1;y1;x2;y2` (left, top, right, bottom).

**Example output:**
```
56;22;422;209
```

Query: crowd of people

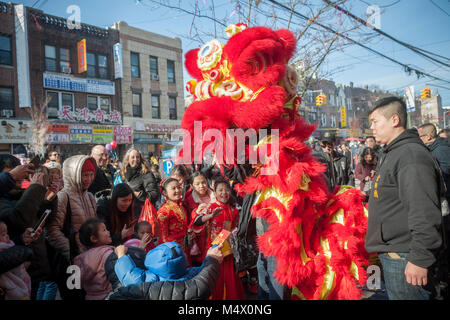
1;97;449;301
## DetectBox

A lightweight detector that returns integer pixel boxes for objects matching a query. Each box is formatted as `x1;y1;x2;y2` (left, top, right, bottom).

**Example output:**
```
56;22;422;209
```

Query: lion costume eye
197;39;223;70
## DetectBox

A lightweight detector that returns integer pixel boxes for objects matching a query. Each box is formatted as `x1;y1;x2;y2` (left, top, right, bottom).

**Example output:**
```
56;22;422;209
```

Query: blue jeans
36;281;58;300
378;253;431;300
257;253;288;300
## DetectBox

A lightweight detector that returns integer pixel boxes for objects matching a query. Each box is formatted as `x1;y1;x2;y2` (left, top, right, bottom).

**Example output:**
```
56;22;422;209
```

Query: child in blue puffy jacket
114;241;203;286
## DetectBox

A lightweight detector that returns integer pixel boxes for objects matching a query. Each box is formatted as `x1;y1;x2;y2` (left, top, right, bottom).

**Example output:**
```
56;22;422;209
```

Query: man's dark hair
365;136;376;142
370;96;407;128
418;123;437;139
0;155;21;172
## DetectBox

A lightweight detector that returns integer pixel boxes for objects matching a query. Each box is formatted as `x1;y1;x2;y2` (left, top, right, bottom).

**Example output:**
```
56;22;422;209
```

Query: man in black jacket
365;96;442;300
312;132;354;192
104;244;223;300
88;145;115;196
418;123;450;199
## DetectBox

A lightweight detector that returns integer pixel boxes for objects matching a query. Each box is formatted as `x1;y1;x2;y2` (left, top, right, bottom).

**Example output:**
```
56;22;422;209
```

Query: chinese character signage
47;124;69;133
0;120;32;144
57;107;122;124
78;39;87;73
114;126;132;144
113;43;123;79
43;73;115;95
93;125;113;135
93;134;114;144
340;106;347;127
47;133;70;143
70;134;92;143
44;124;132;144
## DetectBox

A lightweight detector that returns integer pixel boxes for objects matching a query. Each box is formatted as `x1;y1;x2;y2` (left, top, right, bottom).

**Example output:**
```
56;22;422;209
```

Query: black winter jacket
0;184;47;243
27;197;58;282
312;150;354;191
0;245;33;274
427;137;450;198
366;129;442;268
104;251;220;300
104;246;147;292
88;165;115;196
123;165;159;205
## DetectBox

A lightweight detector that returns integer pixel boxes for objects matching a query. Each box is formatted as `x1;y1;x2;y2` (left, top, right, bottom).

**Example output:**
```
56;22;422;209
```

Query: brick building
0;2;31;154
0;2;130;159
111;21;185;159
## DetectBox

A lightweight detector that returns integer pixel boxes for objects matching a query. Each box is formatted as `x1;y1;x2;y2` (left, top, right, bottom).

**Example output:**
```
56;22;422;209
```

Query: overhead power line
267;0;450;85
323;0;450;66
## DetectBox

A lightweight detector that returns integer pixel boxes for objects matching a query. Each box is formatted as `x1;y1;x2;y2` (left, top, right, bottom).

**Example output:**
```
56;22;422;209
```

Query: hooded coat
114;242;202;287
366;129;442;268
46;155;97;262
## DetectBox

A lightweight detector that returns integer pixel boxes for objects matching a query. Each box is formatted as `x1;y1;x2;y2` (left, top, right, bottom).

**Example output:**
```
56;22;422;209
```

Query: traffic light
316;94;327;106
420;88;431;99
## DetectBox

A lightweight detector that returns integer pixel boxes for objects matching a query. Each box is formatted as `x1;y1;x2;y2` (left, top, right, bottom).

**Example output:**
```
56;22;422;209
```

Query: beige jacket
46;155;97;261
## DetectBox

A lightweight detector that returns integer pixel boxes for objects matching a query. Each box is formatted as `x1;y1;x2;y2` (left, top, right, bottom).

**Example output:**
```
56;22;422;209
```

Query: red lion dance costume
179;24;369;300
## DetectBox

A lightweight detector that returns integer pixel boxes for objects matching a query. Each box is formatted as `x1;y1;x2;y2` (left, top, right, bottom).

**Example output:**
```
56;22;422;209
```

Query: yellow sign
78;39;87;73
92;125;113;135
340;106;346;127
349;128;361;137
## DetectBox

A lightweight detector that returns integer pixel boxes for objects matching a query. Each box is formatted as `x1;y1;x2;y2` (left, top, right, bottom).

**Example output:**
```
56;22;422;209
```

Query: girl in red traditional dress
156;178;191;263
191;178;245;300
185;172;216;265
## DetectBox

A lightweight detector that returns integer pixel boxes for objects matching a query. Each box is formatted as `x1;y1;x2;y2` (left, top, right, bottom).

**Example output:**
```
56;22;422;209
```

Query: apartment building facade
111;21;185;158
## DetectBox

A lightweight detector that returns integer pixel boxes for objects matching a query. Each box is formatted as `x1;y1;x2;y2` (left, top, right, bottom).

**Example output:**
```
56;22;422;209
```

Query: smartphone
30;155;40;169
31;209;52;236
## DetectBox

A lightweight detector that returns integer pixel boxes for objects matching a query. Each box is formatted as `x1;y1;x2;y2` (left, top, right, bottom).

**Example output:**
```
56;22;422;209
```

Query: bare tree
137;0;381;95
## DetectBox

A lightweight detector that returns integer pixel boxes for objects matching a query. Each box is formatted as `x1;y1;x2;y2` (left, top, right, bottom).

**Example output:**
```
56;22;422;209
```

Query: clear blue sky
19;0;450;106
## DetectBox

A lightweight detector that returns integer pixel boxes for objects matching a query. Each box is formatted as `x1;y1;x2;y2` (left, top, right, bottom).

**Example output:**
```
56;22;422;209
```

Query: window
331;115;336;128
59;48;70;72
99;97;111;113
131;52;140;78
62;93;73;110
46;91;59;119
98;55;108;79
87;95;98;111
45;45;57;72
0;35;12;66
46;91;73;119
86;53;108;79
151;95;160;119
87;53;96;78
0;87;14;117
133;93;142;117
150;56;158;80
320;113;327;127
87;96;111;113
167;60;175;83
169;96;177;120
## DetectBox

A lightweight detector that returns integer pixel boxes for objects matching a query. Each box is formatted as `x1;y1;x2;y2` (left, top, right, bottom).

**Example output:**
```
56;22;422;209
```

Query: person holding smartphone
97;183;138;246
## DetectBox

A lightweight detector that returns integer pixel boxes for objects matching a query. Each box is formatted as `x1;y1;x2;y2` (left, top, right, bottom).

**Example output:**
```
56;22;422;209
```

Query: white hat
44;161;61;170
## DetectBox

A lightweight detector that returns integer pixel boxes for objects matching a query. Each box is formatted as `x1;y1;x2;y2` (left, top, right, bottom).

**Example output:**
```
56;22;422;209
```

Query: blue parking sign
163;159;174;176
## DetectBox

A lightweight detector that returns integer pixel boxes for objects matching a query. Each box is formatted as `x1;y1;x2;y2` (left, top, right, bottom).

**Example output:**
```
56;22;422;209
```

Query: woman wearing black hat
96;183;137;246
